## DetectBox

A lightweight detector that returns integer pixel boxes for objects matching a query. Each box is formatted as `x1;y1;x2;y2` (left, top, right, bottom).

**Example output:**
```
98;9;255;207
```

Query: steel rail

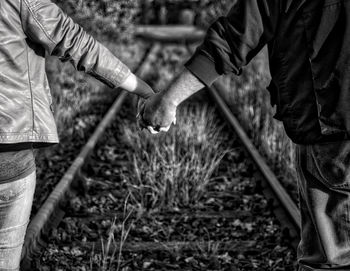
210;81;301;230
20;44;160;269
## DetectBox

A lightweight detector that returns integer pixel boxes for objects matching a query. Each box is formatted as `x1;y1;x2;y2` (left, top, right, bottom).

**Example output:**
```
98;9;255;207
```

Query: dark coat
186;0;350;144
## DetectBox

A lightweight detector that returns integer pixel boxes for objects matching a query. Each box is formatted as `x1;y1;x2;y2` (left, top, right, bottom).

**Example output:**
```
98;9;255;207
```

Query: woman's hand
120;73;154;99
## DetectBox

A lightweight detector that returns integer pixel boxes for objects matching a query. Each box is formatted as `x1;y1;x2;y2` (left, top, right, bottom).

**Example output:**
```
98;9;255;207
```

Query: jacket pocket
0;180;26;202
302;1;347;135
307;141;350;189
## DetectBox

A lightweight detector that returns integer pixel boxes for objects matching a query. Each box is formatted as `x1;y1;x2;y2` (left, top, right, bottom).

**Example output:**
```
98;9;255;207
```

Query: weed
121;104;230;212
89;194;134;271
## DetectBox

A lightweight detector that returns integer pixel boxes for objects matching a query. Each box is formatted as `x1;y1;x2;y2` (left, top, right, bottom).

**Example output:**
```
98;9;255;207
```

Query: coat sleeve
185;0;280;86
20;0;130;88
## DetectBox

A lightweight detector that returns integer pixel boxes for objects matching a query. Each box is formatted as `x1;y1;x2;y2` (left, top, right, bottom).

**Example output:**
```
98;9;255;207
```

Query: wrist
160;90;178;109
161;69;205;107
162;86;183;107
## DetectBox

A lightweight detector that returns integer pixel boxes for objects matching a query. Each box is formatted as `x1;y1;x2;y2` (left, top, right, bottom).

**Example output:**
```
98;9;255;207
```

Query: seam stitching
22;0;56;45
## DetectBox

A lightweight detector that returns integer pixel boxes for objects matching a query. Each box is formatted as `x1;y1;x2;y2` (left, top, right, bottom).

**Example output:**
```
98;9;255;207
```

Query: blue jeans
0;171;36;271
296;142;350;271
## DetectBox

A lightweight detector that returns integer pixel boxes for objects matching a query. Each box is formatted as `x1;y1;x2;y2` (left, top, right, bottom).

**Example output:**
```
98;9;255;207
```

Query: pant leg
296;142;350;271
0;171;36;271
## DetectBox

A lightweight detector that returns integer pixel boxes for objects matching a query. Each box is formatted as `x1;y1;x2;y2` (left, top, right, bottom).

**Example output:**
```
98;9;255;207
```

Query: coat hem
0;133;59;144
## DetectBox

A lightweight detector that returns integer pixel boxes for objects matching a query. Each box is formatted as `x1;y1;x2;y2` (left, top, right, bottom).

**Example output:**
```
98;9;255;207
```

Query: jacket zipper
25;46;35;134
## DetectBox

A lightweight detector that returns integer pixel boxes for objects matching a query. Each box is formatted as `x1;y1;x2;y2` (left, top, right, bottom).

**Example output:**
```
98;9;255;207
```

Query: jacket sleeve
20;0;130;88
185;0;280;86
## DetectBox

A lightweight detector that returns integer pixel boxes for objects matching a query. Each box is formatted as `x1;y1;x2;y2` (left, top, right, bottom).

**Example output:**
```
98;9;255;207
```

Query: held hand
139;91;177;134
137;69;204;133
137;97;163;133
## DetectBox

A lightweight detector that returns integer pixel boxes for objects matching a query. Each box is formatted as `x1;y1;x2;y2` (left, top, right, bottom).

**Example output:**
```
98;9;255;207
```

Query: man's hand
138;92;177;134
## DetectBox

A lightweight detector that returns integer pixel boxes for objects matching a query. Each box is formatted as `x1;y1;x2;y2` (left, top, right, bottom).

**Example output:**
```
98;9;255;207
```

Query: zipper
25;45;35;133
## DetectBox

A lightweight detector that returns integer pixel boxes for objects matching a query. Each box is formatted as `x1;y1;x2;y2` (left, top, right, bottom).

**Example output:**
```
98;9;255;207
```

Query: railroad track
210;81;300;245
21;42;300;270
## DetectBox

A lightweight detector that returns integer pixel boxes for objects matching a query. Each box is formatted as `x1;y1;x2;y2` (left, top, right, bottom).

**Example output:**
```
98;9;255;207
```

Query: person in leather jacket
0;0;154;269
140;0;350;270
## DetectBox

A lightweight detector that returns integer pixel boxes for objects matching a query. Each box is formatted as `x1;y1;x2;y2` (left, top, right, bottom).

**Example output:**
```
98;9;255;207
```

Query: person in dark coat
140;0;350;270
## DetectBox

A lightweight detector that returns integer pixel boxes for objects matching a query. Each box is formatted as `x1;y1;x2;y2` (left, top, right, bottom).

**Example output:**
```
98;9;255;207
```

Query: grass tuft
121;104;230;212
90;194;134;271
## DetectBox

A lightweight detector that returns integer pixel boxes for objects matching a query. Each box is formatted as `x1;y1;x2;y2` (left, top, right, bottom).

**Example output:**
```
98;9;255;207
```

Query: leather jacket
186;0;350;144
0;0;130;147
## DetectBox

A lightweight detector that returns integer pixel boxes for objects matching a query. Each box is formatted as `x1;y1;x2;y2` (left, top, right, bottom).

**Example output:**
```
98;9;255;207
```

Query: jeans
296;141;350;271
0;171;35;271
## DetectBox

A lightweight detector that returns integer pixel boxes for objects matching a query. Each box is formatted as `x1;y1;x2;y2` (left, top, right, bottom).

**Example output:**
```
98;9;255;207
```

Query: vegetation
38;98;296;270
121;105;229;212
53;0;139;40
